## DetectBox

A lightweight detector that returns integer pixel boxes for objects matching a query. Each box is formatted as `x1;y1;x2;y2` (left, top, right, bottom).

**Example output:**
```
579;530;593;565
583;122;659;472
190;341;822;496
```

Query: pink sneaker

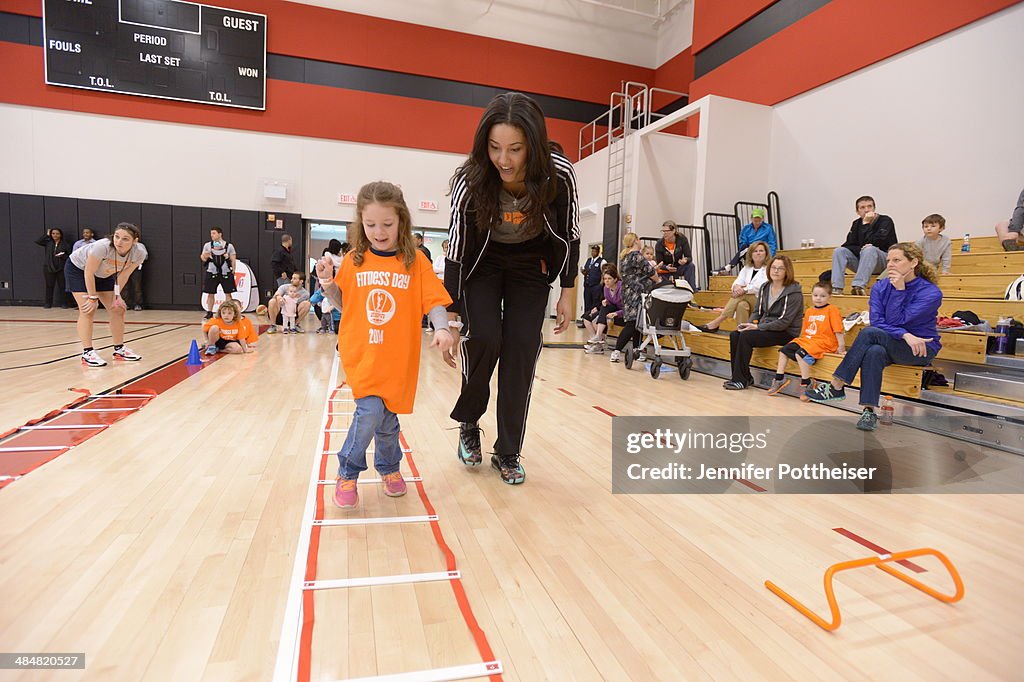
381;472;407;498
334;478;358;509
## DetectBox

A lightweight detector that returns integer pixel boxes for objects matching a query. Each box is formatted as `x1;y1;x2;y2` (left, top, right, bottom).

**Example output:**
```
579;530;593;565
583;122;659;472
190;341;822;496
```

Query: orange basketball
256;304;268;316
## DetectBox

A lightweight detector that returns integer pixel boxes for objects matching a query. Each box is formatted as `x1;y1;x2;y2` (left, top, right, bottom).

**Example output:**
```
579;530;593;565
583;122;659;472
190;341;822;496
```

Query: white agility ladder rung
303;570;460;591
314;514;438;527
338;660;503;682
86;393;151;399
316;477;421;485
63;407;139;412
0;445;70;452
19;425;106;430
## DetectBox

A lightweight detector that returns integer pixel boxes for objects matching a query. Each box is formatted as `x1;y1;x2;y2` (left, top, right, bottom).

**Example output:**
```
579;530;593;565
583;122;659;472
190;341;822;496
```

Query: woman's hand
736;322;758;332
80;298;98;314
553;289;573;334
730;284;745;297
903;332;932;357
888;269;907;290
111;296;127;311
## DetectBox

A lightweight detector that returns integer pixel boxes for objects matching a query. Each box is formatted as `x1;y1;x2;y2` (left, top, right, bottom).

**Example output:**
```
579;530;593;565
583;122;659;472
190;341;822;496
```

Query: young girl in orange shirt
316;181;454;509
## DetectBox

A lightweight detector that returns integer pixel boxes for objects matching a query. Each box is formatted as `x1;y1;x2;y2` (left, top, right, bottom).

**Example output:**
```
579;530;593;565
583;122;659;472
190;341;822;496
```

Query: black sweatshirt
841;215;897;257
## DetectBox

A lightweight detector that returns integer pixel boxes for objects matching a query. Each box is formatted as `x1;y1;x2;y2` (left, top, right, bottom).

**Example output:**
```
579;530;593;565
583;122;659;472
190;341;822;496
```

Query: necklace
505;186;525;209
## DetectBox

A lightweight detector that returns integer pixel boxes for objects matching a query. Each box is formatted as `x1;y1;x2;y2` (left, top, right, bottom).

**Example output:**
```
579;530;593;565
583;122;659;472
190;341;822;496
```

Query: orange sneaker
381;472;407;497
334;478;358;509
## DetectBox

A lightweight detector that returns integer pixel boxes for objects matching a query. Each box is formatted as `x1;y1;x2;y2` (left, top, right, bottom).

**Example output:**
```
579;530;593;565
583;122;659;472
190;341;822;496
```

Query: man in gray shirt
267;271;311;333
996;188;1024;251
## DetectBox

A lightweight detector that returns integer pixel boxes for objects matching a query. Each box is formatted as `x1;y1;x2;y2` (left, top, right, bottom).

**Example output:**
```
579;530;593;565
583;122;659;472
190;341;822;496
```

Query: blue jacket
869;276;942;353
738;222;777;256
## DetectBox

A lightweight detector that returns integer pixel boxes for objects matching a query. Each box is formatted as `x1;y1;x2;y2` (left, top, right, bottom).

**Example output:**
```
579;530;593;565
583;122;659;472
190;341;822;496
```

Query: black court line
0;324;164;354
0;325;191;371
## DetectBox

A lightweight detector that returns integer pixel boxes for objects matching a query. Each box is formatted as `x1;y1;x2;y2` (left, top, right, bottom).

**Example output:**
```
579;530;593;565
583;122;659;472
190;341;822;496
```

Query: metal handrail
637;223;712;291
703;212;741;274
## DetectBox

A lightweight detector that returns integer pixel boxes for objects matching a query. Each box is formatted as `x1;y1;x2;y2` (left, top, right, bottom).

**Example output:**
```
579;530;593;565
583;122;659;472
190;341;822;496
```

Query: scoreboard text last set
43;0;267;110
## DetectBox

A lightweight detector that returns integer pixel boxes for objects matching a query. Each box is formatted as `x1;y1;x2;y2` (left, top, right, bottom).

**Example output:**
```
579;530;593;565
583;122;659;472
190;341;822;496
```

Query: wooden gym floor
0;308;1021;681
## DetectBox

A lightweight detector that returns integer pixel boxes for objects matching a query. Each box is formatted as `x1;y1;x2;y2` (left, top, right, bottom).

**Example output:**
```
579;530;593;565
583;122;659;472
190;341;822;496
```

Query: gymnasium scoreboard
43;0;267;110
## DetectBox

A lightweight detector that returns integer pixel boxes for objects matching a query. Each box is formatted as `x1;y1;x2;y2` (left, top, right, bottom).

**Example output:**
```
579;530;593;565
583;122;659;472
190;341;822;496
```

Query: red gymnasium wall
690;0;1022;106
0;0;668;161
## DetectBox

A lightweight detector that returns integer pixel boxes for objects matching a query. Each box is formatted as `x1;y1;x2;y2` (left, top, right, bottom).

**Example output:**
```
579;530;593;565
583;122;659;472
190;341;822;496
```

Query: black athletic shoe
203;311;213;320
457;422;483;466
491;454;526;485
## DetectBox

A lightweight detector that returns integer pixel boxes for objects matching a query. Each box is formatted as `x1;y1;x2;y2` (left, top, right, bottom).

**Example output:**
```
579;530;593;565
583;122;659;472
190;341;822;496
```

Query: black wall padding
44;196;78;239
77;198;110;240
10;194;45;302
171;205;202;306
140;203;172;306
0;193;11;301
229;209;260;282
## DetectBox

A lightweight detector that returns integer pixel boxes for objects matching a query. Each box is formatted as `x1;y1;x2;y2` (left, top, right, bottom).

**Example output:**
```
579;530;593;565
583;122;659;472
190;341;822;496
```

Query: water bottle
961;234;971;253
994;317;1012;354
880;396;894;425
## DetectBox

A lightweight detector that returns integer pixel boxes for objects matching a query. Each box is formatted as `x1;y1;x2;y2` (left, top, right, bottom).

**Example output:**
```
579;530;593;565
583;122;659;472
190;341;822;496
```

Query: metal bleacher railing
638;223;713;292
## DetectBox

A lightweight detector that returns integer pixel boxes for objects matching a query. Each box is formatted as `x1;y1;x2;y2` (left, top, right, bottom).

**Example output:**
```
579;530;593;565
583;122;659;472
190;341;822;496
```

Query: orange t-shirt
238;316;258;344
202;317;242;341
334;250;452;414
794;303;844;358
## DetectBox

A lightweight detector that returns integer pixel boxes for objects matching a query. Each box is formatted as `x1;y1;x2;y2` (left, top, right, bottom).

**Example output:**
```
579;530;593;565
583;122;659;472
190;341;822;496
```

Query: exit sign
418;200;438;211
338;193;357;205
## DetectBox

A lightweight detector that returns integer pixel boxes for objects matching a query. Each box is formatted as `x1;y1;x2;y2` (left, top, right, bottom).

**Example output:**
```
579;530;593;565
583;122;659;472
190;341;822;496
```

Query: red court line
833;527;927;574
557;388;575;396
592;406;617;417
735;478;766;492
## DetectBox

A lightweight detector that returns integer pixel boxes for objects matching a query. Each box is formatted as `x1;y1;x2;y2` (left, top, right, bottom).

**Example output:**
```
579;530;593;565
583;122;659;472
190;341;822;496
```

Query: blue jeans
832;245;886;289
833;326;936;407
336;396;403;479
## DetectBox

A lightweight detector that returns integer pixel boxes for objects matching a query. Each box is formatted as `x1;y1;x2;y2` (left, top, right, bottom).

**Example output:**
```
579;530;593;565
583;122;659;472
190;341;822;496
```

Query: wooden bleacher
677;233;1020;405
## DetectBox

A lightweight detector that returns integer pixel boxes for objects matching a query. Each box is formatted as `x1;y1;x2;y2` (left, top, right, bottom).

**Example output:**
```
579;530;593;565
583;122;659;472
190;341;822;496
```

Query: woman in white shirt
697;240;769;332
432;239;449;279
65;223;149;367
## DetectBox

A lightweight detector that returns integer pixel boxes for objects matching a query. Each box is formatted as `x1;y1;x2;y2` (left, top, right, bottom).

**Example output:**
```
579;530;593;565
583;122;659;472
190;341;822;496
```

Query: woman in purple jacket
582;264;622;354
805;242;942;431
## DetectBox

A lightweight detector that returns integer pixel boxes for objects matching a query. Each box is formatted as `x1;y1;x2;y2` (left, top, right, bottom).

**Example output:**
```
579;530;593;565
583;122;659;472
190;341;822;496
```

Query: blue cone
186;339;203;366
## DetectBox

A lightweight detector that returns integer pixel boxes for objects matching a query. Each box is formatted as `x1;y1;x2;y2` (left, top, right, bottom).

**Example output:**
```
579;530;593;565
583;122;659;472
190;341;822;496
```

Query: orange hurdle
765;547;965;631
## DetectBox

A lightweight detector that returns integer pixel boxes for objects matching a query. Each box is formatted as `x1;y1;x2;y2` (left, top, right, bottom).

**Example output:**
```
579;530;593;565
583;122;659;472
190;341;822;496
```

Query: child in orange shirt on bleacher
315;181;454;510
767;281;845;398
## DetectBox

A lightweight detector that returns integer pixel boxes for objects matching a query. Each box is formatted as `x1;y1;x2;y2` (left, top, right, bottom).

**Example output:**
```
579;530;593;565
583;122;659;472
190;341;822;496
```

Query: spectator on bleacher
806;242;941;431
723;255;803;390
830;195;897;296
767;281;845;397
655;221;697;290
610;233;657;363
580;244;606;324
582;264;622;354
917;214;951;274
713;208;776;275
697;241;770;332
995;187;1024;251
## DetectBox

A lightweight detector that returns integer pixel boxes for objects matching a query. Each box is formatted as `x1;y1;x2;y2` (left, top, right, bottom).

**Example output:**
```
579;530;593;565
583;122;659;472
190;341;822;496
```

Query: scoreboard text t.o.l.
43;0;267;110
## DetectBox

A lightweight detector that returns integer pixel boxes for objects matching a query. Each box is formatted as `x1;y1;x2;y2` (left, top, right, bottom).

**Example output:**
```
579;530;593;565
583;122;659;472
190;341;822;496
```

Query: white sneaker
609;350;622;362
585;343;605;354
112;346;142;361
81;350;107;367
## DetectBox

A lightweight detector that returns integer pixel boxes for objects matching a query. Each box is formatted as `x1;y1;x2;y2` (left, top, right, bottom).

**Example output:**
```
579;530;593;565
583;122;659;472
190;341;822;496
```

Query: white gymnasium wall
0;103;464;229
632;133;697;235
768;3;1024;247
699;96;773;221
568;145;609;315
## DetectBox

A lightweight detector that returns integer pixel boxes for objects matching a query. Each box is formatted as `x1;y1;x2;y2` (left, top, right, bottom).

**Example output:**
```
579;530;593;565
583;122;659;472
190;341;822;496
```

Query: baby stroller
625;278;697;380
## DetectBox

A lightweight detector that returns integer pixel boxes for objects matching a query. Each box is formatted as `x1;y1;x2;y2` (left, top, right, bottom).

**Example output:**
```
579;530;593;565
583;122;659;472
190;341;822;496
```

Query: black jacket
444;150;579;309
655;235;692;271
841;215;897;257
271;246;298;278
35;235;71;273
752;281;804;337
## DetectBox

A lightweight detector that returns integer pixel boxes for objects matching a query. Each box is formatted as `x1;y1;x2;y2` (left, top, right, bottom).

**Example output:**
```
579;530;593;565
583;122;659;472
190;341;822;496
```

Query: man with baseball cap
713;207;778;275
